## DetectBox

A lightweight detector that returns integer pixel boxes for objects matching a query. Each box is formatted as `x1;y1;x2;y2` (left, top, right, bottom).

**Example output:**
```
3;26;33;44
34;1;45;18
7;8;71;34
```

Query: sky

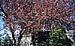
0;11;19;39
0;12;5;34
0;11;11;39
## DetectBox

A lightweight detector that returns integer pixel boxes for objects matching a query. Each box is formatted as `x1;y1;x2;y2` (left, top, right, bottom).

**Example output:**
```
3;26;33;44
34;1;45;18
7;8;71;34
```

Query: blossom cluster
2;0;75;32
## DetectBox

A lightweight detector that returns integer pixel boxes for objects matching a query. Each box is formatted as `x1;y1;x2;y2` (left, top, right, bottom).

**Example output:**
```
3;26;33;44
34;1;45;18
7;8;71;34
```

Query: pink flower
56;0;58;2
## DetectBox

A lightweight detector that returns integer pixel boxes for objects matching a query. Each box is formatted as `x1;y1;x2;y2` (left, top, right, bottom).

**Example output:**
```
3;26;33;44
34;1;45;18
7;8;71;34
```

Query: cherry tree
0;0;74;46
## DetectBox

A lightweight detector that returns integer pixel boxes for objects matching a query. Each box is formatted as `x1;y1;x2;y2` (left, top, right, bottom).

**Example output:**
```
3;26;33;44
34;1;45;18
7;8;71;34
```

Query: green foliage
72;31;75;46
49;26;67;46
2;37;13;46
72;43;75;46
39;26;72;46
72;31;75;35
